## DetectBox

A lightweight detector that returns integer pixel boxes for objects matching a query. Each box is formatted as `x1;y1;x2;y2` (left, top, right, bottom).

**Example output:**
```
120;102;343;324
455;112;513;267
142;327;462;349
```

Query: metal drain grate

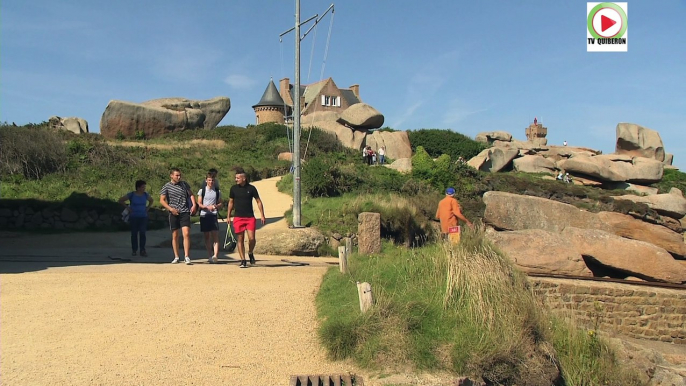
289;374;364;386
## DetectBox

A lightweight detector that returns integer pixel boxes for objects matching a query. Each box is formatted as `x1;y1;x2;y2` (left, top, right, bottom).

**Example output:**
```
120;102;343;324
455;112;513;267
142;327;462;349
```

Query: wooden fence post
338;246;348;274
356;281;373;313
345;237;352;259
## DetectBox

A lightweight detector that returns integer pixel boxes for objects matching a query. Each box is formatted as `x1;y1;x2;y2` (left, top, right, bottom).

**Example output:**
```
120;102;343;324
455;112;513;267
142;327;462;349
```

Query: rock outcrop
337;103;384;129
100;96;230;139
613;188;686;219
558;154;664;184
303;104;412;158
483;191;686;283
256;227;325;256
615;122;665;162
365;131;413;160
487;228;592;276
562;227;686;284
385;158;412;173
512;155;557;174
471;122;672;193
48;116;89;134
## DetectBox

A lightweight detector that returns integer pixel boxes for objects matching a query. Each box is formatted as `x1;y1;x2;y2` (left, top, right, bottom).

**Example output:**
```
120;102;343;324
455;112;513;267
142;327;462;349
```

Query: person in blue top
119;180;154;257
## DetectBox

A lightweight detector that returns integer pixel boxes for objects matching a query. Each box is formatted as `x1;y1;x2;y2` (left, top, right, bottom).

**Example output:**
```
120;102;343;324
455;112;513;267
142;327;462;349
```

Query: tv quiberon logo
587;2;628;52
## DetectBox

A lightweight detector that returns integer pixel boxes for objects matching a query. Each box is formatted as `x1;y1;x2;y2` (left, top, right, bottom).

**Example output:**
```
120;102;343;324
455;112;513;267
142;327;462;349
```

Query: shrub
411;146;434;181
301;127;347;157
653;168;686;193
0;123;69;179
408;128;487;160
301;157;345;197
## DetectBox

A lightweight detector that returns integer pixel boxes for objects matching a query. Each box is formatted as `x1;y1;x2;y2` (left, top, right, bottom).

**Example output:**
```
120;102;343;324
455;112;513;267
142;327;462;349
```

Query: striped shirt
160;181;191;213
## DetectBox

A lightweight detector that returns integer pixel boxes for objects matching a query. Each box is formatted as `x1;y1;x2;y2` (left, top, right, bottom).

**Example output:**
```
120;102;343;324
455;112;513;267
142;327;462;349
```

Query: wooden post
356;281;373;313
338;246;348;274
345;237;352;259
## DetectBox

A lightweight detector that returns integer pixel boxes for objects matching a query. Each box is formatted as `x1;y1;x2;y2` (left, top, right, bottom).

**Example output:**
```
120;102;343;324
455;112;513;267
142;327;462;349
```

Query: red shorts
233;217;256;233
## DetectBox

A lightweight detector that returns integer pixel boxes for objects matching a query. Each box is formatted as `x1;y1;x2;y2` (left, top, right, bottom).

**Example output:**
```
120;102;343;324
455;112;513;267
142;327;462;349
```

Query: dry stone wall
0;201;168;231
531;277;686;344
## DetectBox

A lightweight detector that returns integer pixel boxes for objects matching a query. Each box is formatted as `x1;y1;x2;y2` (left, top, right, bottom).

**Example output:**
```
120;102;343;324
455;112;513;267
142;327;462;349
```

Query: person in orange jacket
435;187;472;235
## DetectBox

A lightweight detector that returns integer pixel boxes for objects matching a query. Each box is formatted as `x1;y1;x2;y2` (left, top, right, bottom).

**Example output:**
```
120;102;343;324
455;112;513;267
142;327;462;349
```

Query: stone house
252;77;362;125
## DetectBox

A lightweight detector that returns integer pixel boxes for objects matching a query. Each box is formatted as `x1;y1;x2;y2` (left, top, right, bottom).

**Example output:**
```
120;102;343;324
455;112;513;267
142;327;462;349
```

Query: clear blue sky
2;1;685;168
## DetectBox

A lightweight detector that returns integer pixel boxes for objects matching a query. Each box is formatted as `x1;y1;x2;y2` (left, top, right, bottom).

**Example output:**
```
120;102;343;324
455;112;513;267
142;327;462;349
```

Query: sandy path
0;177;363;385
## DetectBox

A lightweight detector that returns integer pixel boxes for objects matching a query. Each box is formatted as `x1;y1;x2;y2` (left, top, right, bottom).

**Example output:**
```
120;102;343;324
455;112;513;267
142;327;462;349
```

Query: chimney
279;78;292;105
349;84;360;99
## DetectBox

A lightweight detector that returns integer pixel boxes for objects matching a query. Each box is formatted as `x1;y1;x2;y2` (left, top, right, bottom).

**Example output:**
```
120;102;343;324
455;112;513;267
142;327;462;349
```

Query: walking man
198;173;222;263
160;168;197;265
435;187;472;237
227;168;266;268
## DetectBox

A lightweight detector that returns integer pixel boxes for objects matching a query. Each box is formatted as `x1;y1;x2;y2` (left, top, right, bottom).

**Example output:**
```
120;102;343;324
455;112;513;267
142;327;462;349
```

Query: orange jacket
435;196;463;233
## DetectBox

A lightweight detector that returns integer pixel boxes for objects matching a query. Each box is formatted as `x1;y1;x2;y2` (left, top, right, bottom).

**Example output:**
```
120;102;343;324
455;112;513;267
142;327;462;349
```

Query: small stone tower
252;79;287;125
525;117;548;145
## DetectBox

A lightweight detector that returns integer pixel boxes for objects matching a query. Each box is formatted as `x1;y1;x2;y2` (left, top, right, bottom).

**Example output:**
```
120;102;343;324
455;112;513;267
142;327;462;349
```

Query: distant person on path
557;171;564;181
227;168;266;268
378;146;386;165
435;187;473;237
366;146;375;166
198;173;222;264
160;168;197;265
119;180;153;257
563;140;568;146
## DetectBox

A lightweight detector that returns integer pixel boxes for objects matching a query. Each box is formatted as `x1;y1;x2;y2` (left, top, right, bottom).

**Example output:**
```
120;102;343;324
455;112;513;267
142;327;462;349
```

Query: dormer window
321;95;340;107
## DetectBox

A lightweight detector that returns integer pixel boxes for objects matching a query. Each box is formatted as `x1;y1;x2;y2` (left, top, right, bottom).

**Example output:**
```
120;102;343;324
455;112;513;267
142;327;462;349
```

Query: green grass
316;227;642;385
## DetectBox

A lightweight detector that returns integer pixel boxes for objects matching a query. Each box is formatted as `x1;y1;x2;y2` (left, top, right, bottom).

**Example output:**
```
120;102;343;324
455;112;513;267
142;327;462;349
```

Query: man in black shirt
227;168;266;268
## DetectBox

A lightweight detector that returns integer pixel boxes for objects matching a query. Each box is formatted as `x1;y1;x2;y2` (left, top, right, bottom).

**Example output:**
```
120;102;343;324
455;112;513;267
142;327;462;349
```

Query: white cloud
441;99;488;126
392;101;423;128
223;74;257;90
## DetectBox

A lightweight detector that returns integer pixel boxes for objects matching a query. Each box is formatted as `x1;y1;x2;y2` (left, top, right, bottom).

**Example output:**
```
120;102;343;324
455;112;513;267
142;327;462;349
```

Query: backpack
198;185;221;216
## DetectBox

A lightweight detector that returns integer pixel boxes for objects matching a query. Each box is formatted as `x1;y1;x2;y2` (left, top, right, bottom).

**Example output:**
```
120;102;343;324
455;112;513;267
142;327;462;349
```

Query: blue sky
2;1;685;168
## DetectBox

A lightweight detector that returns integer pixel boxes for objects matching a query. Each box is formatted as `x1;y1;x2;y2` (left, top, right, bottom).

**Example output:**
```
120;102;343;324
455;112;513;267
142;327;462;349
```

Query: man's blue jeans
130;217;148;252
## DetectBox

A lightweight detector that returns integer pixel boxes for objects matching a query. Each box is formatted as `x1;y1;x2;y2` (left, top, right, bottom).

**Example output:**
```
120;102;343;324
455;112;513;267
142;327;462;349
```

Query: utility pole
293;0;302;228
280;2;334;229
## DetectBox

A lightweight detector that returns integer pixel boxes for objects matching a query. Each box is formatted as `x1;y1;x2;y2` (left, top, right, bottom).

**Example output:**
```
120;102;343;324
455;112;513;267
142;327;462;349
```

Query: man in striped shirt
160;168;197;265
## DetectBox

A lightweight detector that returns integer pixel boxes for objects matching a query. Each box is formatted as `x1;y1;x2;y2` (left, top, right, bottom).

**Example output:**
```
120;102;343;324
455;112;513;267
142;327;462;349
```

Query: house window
321;95;340;107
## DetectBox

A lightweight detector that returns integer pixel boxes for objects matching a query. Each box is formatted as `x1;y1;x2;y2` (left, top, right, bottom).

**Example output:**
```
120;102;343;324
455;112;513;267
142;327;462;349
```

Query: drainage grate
289;374;364;386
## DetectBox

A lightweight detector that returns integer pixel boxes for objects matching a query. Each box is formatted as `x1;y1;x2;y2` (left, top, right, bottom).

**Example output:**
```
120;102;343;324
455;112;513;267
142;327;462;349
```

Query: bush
654;168;686;193
301;157;349;197
408;128;487;160
0;123;69;179
411;146;435;181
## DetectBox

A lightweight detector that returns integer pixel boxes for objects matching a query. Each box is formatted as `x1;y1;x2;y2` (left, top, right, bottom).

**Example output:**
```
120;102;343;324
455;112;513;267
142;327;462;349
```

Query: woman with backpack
119;180;153;257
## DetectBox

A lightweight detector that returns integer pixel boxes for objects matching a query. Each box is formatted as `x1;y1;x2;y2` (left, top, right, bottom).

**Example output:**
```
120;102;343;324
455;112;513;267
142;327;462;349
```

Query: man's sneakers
171;257;193;265
248;253;256;265
239;260;248;268
208;256;218;264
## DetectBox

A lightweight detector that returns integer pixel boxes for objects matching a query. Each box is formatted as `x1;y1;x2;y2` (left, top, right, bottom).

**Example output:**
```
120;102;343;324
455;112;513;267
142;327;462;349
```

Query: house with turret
252;77;362;125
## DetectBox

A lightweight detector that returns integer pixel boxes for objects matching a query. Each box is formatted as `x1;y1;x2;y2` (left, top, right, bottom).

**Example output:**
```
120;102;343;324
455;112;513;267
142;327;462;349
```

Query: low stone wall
531;277;686;344
0;200;168;231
